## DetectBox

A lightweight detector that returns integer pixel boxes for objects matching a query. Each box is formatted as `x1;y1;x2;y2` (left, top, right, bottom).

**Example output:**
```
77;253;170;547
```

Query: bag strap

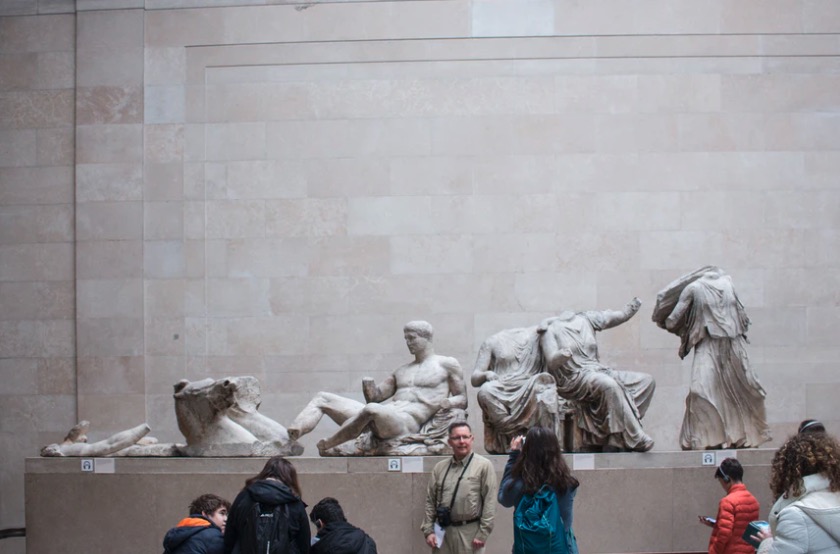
437;453;475;509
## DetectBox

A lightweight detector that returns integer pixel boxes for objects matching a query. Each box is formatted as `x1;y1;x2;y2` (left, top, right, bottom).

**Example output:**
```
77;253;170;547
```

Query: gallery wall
2;2;840;552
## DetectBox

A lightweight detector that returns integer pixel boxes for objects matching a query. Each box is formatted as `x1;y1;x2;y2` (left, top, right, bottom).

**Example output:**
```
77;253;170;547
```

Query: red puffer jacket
709;483;760;554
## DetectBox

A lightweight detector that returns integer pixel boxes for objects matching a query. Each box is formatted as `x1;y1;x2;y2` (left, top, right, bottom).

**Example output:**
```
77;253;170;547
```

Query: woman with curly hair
757;432;840;553
498;426;579;554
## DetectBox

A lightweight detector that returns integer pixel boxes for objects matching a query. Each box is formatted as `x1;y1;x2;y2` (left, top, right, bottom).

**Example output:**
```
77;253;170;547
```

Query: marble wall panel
0;166;71;205
389;235;474;275
76;163;143;202
206;277;271;317
36;126;73;165
268;276;351;316
806;307;840;347
76;240;142;279
144;201;184;240
145;317;186;356
76;356;145;395
144;162;184;201
267;118;432;159
145;279;187;318
35;51;74;90
76;124;143;163
145;47;186;86
76;317;144;357
76;278;143;320
76;86;143;125
557;0;724;36
0;128;36;166
307;236;391;277
513;272;599;313
144;240;186;279
0;204;72;243
0;281;73;321
145;123;184;163
433;114;595;156
0;242;73;281
264;198;347;238
304;158;390;198
0;14;73;52
76;393;147;431
215;315;310;356
222;237;309;278
76;201;144;241
0;89;73;128
144;85;185;124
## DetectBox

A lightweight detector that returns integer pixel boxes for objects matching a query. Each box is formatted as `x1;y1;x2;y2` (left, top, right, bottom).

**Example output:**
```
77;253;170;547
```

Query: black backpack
239;502;297;554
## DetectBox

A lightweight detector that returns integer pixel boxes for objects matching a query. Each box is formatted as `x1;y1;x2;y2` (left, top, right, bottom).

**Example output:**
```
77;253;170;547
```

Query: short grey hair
404;320;433;340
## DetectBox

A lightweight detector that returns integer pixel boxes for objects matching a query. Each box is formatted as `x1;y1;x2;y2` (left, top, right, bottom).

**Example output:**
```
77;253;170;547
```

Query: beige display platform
26;450;774;554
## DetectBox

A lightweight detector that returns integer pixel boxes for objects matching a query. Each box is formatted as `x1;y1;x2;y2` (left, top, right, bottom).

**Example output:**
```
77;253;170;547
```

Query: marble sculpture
287;320;467;456
174;376;303;457
40;420;157;457
471;326;567;454
538;298;656;452
653;266;771;450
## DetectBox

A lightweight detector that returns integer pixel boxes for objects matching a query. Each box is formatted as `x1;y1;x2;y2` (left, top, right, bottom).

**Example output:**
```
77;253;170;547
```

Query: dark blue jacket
311;521;377;554
163;516;224;554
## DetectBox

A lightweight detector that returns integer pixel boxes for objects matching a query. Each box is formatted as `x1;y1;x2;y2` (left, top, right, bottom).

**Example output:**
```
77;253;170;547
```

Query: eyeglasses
449;435;472;441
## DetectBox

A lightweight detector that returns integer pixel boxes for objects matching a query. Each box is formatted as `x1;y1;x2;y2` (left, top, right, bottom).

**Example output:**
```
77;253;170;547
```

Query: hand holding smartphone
698;515;716;527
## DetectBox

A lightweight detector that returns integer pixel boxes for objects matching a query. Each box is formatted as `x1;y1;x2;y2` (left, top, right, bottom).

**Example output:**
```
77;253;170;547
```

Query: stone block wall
0;6;76;554
1;2;840;551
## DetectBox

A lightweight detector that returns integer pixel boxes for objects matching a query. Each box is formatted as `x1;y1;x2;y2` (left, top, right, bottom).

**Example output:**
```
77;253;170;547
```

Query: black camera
436;506;452;527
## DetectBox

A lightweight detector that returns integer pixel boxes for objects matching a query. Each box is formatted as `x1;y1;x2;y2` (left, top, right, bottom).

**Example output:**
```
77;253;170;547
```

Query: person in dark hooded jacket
309;497;377;554
224;456;310;554
163;493;230;554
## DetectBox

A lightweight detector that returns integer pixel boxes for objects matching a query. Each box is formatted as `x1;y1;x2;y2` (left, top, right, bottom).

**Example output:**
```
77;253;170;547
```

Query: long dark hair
246;456;302;498
510;426;578;496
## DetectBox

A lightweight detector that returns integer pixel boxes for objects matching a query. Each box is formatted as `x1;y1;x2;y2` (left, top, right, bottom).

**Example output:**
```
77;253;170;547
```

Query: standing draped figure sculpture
653;267;771;450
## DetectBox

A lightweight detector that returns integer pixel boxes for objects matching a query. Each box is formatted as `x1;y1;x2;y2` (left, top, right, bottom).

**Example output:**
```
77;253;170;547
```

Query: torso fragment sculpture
287;320;467;456
538;298;656;452
471;326;565;454
174;376;303;457
653;267;771;450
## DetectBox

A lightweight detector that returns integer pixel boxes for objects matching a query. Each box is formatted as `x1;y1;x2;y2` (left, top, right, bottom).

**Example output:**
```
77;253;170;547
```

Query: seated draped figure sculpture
471;326;567;454
538;298;656;452
474;298;656;453
287;320;468;456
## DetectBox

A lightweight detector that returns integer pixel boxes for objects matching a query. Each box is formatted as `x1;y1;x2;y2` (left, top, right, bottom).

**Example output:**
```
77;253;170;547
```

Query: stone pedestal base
25;450;775;554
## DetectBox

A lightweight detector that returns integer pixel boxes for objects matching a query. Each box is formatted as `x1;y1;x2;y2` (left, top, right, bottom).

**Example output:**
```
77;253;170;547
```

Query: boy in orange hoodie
163;493;230;554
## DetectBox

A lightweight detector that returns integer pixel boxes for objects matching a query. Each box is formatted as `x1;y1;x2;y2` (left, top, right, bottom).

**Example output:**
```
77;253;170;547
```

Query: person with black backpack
498;426;580;554
309;497;377;554
224;456;310;554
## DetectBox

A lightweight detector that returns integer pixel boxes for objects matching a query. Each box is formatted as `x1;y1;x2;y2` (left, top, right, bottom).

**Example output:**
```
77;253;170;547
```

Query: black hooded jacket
311;522;377;554
163;516;224;554
223;479;310;554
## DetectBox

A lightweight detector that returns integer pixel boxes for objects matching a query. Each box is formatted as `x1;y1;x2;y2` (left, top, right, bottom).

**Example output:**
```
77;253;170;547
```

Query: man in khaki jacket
422;422;497;553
